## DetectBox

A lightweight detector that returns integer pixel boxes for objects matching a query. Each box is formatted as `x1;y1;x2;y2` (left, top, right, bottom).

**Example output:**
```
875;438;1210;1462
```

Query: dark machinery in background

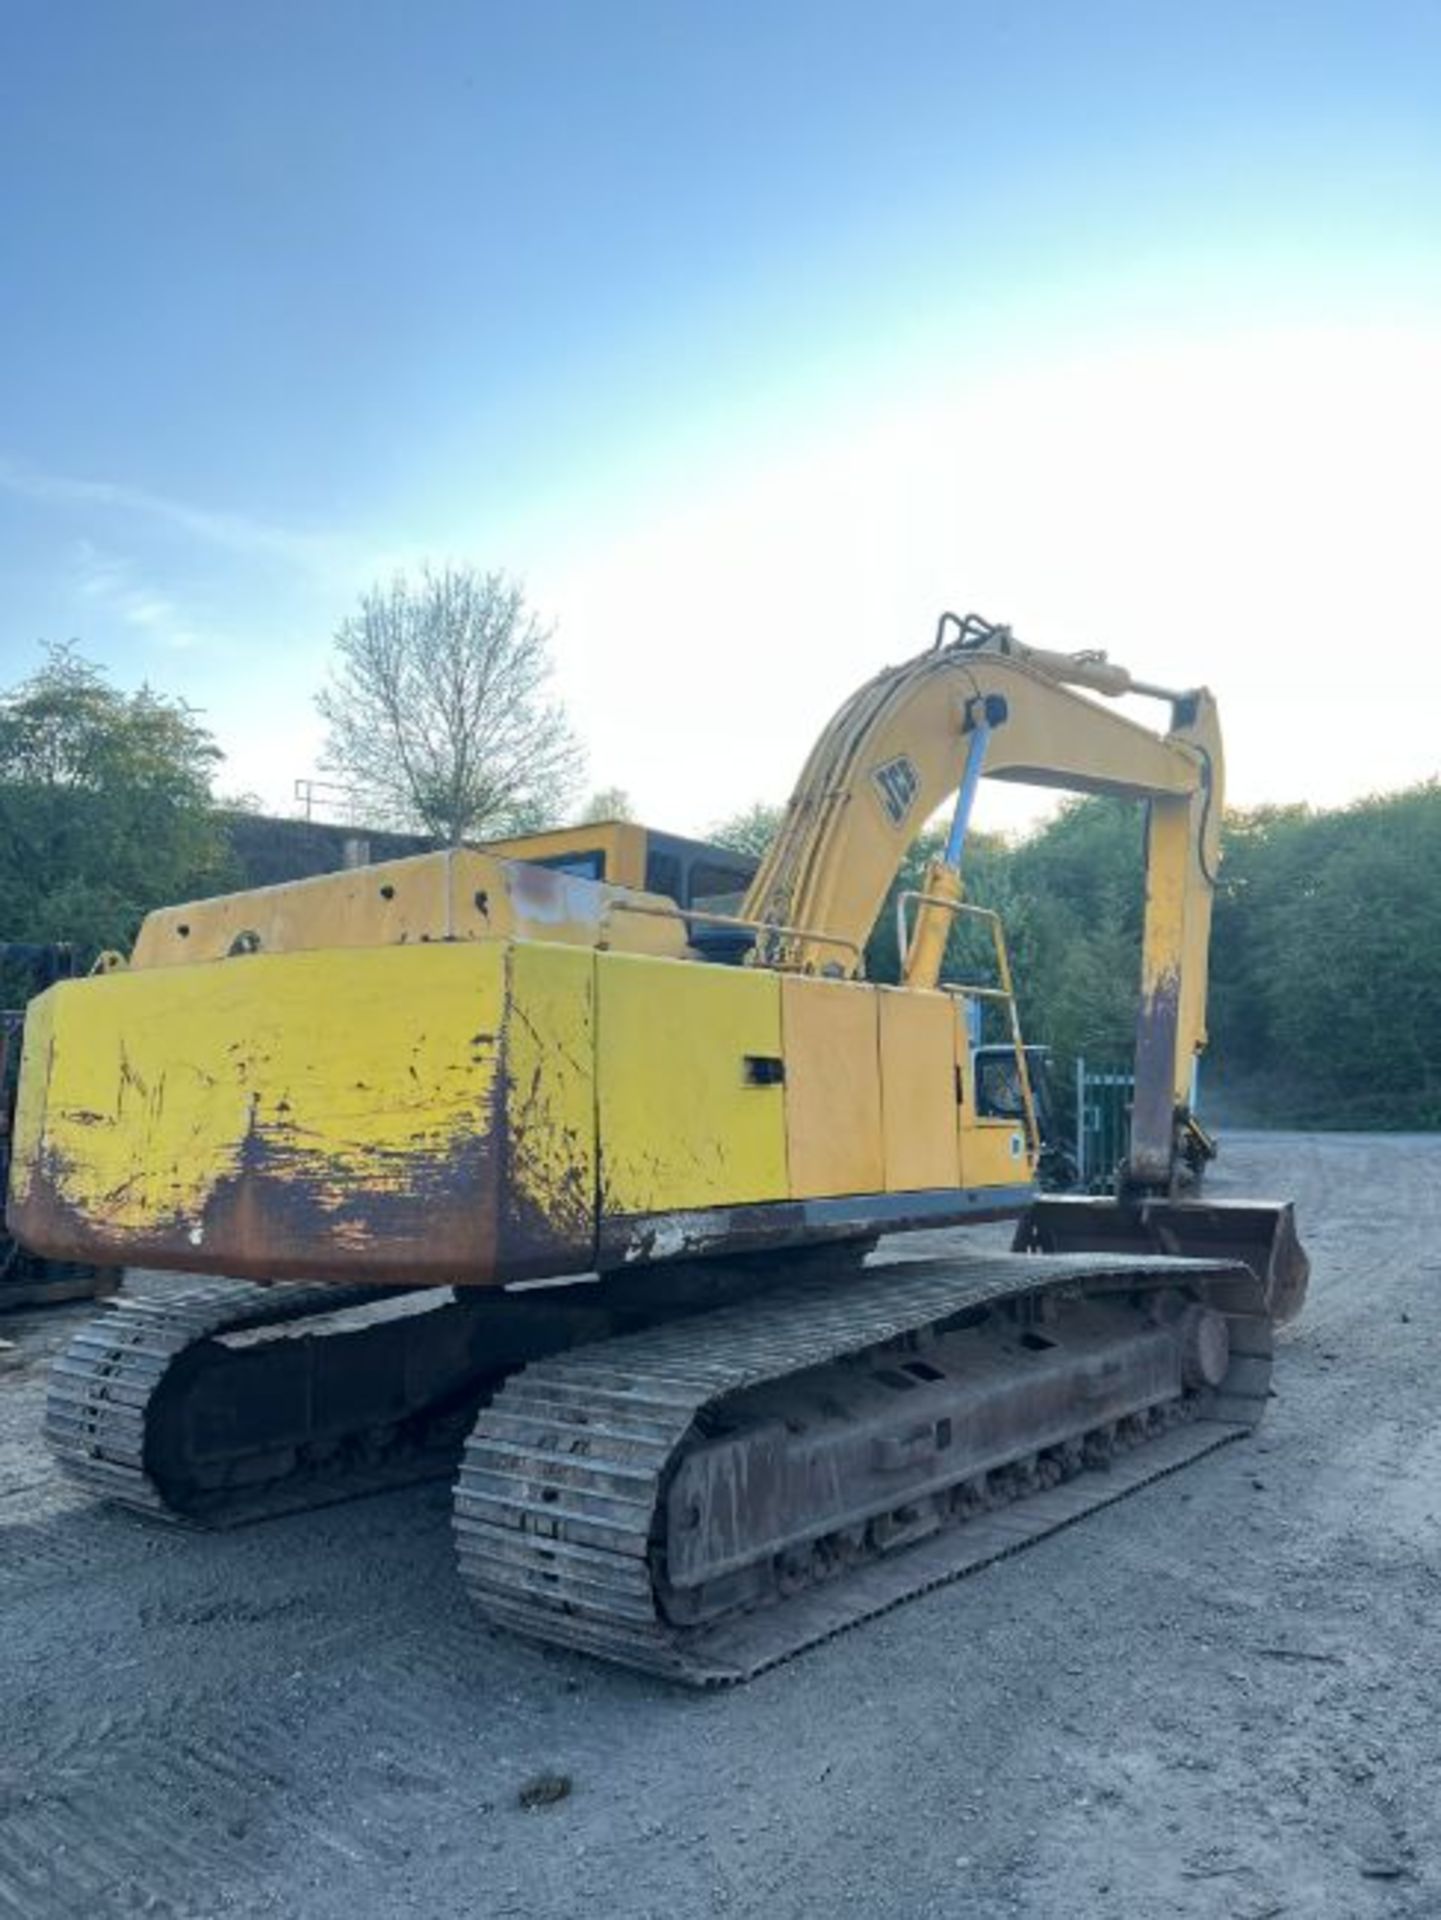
0;944;119;1310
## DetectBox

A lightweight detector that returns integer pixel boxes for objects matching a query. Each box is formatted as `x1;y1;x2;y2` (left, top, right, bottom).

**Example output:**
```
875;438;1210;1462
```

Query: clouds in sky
0;455;354;579
4;311;1437;840
69;541;207;653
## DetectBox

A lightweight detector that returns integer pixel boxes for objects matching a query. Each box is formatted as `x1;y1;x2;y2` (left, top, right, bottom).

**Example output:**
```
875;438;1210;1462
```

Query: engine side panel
596;952;789;1215
778;975;884;1200
877;988;960;1193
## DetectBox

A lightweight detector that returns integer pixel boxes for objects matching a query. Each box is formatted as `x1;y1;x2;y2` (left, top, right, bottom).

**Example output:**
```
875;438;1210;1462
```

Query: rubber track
454;1251;1271;1684
45;1278;382;1521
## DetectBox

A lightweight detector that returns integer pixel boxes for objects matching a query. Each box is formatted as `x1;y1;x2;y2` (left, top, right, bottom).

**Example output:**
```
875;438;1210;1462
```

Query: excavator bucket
1014;1194;1310;1326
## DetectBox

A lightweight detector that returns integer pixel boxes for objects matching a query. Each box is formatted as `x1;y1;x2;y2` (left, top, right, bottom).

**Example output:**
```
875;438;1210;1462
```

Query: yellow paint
130;848;687;972
12;895;1049;1283
900;857;964;992
1139;798;1188;996
877;988;959;1192
1140;792;1212;1096
505;941;597;1249
596;951;788;1214
780;975;883;1199
959;1115;1031;1189
12;944;508;1243
8;925;1043;1281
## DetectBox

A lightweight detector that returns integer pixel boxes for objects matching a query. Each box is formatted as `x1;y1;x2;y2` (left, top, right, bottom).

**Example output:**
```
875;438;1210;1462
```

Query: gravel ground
1;1132;1437;1920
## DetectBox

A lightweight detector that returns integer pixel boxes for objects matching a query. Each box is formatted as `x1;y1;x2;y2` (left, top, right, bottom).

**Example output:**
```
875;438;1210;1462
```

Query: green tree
1000;797;1146;1062
710;801;784;859
1211;786;1441;1125
0;645;231;957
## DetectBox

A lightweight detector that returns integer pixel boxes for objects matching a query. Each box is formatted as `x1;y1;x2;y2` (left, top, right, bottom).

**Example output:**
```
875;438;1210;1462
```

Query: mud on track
1;1133;1438;1918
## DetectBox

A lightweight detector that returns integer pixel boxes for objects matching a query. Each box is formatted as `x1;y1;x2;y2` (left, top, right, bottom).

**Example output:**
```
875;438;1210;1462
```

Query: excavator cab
973;1043;1077;1190
482;821;759;912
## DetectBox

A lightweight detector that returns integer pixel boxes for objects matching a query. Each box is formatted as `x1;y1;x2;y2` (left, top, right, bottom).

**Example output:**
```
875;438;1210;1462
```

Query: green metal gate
1074;1058;1134;1192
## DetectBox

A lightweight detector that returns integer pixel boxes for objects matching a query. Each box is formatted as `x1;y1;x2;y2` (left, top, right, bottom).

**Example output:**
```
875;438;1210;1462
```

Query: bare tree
317;566;583;844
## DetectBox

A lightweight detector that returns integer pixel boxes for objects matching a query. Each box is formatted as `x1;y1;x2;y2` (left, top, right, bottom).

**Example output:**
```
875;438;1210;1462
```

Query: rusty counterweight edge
18;1170;1040;1287
453;1249;1271;1684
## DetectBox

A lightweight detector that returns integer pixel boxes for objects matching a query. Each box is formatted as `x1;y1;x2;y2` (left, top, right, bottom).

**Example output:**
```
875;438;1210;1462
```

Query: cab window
976;1053;1027;1120
527;849;605;881
644;850;684;902
688;859;753;910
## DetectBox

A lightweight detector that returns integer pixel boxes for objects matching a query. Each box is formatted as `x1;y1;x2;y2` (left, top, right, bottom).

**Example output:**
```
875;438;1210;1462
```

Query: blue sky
2;1;1438;829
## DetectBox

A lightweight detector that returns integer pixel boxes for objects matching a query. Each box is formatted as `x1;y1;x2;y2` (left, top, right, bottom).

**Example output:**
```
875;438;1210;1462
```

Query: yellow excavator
10;612;1307;1682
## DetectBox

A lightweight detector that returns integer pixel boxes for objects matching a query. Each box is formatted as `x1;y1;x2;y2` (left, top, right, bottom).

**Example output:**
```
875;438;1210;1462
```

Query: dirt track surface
2;1132;1438;1919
